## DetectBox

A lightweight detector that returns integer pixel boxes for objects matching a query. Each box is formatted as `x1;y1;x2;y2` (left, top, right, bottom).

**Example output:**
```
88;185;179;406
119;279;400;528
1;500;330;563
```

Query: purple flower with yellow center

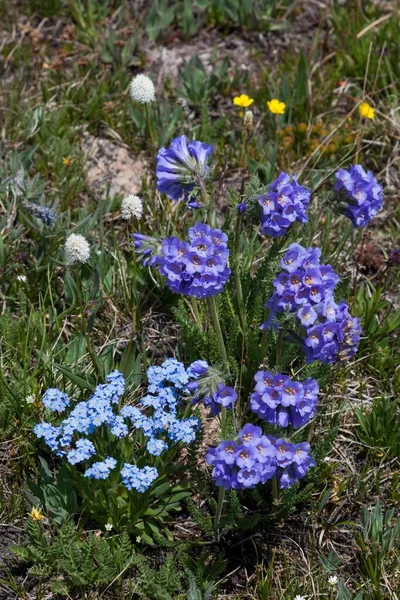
237;464;263;488
261;243;360;364
239;423;262;447
250;370;319;429
156;135;214;206
334;164;383;227
258;173;311;238
206;429;313;491
156;223;230;299
235;446;257;468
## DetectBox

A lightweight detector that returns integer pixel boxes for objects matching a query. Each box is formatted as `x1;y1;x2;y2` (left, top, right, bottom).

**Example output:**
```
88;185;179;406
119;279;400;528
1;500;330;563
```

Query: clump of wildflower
144;222;231;299
334;164;383;227
359;102;375;119
262;243;361;364
205;424;315;490
22;200;56;227
42;388;70;413
34;361;202;493
258;172;311;237
121;464;158;492
156;135;214;206
65;233;90;264
130;74;155;104
85;457;117;479
233;94;254;108
267;98;286;115
250;371;319;428
121;194;143;220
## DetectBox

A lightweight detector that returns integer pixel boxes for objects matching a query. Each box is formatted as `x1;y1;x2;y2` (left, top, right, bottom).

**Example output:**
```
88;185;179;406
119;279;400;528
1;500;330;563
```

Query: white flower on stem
65;234;90;264
17;275;27;282
130;74;155;104
121;194;143;220
328;575;339;586
25;394;35;404
243;110;254;130
105;523;113;532
294;595;306;600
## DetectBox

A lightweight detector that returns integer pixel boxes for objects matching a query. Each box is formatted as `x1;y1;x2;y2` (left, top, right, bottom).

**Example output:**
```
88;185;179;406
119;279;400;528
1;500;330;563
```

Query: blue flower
156;223;231;298
42;388;70;412
250;371;319;428
67;438;96;465
156;135;214;206
84;457;117;480
261;243;360;364
121;464;158;492
258;172;311;238
146;437;168;456
22;200;56;227
334;164;383;227
206;428;315;491
33;422;61;452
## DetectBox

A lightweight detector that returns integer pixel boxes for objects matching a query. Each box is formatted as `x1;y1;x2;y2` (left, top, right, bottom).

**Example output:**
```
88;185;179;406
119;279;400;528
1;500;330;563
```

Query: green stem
75;268;102;379
214;486;225;543
144;103;156;152
130;227;137;333
275;329;284;371
234;213;246;335
190;297;203;331
207;296;229;375
261;306;269;359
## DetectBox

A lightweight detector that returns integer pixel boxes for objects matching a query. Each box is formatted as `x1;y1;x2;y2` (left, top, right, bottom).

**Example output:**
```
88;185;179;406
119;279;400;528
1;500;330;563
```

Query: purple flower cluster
188;360;237;416
156;135;214;207
259;172;311;237
157;223;231;298
262;243;361;364
205;424;315;490
334;164;383;227
250;371;319;428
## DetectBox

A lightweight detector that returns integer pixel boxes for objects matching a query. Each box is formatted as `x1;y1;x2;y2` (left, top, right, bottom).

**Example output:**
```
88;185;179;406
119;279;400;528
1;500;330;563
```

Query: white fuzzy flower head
65;234;90;264
130;74;155;104
294;595;306;600
243;110;254;130
105;523;113;532
328;575;339;586
121;194;143;220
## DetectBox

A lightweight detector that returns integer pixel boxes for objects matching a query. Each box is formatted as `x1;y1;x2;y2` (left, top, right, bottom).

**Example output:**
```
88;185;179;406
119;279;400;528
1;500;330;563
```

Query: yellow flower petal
233;94;254;108
359;102;375;119
30;507;44;521
267;98;286;115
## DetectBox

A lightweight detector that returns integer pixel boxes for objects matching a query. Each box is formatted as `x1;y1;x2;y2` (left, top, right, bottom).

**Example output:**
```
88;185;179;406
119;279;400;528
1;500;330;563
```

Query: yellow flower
233;94;254;108
359;102;375;119
30;507;44;521
267;99;286;115
63;156;72;166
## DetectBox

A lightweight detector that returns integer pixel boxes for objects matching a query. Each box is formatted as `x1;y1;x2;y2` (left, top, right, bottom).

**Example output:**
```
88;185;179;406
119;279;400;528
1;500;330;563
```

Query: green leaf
53;364;94;390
